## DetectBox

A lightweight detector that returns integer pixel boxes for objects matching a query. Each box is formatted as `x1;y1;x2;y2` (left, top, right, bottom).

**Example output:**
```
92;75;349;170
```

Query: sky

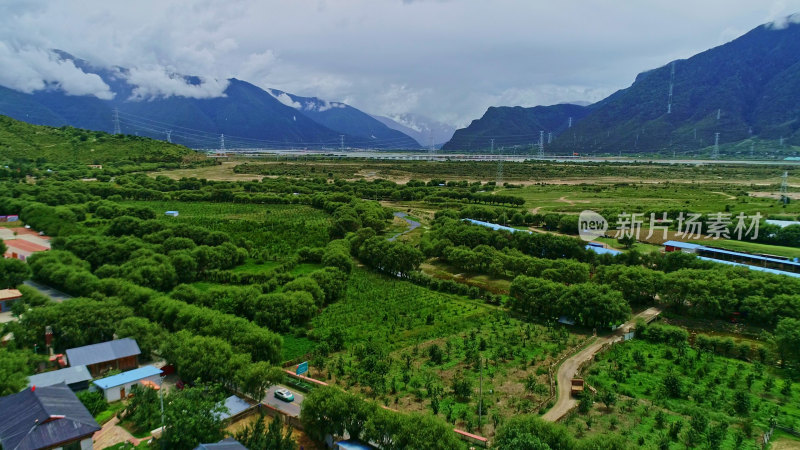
1;0;800;127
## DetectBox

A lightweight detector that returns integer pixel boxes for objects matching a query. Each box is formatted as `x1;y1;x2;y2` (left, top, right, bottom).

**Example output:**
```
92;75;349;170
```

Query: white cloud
2;0;800;125
304;100;345;112
124;66;228;100
0;43;114;99
268;90;302;109
766;12;800;29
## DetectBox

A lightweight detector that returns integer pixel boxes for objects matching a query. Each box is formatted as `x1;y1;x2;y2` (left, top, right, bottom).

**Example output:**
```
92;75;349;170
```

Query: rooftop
195;438;248;450
463;218;533;234
66;338;140;368
585;245;622;256
696;256;800;278
765;219;800;228
662;240;705;250
0;384;100;450
93;365;162;390
215;395;252;421
0;288;22;301
3;239;50;253
27;366;92;389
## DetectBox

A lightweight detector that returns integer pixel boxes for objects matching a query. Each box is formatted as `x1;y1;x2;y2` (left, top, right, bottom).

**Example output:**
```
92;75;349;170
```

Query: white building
92;365;162;402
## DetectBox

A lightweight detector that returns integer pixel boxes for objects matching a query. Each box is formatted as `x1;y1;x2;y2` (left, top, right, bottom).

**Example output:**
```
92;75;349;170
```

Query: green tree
236;362;285;401
663;372;683;398
494;415;575;450
77;391;108;416
115;317;165;360
775;318;800;368
0;258;31;288
123;384;161;431
558;283;630;329
0;347;34;395
162;385;227;450
235;413;296;450
578;393;594;415
598;390;618;411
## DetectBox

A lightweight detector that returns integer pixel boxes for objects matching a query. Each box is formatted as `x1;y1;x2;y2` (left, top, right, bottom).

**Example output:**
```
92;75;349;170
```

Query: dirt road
541;306;662;422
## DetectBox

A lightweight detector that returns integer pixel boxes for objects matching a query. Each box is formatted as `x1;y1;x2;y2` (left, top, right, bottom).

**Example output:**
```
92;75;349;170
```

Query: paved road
263;385;304;417
388;212;421;241
23;280;72;303
541;306;662;422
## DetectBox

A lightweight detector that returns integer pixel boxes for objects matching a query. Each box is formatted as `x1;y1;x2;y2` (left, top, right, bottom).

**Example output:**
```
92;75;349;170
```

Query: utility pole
159;375;165;449
478;357;483;431
112;108;121;135
712;132;720;159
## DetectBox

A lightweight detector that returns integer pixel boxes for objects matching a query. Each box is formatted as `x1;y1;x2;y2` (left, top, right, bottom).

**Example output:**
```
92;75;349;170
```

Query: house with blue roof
92;365;162;402
663;240;800;278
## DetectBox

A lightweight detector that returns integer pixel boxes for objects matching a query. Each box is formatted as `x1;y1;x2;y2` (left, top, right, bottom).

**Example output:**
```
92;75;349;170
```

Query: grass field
497;183;800;217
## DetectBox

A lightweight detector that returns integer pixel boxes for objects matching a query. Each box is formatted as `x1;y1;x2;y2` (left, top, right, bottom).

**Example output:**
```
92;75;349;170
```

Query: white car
274;388;294;402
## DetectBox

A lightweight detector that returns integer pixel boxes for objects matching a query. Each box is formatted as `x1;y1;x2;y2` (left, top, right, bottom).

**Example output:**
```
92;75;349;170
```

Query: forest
2;150;800;448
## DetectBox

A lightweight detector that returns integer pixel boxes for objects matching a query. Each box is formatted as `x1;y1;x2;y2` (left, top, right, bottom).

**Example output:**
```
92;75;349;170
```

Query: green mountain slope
0;115;196;163
442;104;591;151
444;20;800;155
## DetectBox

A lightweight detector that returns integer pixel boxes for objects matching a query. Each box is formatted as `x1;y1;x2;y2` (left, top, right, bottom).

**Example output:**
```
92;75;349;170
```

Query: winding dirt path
541;306;662;422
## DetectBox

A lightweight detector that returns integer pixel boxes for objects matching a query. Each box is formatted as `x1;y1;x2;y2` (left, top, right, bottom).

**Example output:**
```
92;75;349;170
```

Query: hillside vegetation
0;115;197;164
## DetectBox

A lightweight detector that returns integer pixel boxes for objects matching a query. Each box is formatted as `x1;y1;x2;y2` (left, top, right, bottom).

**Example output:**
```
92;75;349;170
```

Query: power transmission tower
112;108;121;135
667;61;675;114
496;159;503;186
538;130;544;158
490;138;495;154
750;141;755;159
781;171;789;195
547;132;552;144
166;130;172;143
340;135;344;150
716;109;721;121
711;132;720;159
219;134;225;153
568;117;573;128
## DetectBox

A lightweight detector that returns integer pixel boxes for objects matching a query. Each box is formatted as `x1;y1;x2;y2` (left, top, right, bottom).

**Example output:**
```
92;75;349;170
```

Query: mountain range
371;114;456;148
0;52;422;150
443;19;800;154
